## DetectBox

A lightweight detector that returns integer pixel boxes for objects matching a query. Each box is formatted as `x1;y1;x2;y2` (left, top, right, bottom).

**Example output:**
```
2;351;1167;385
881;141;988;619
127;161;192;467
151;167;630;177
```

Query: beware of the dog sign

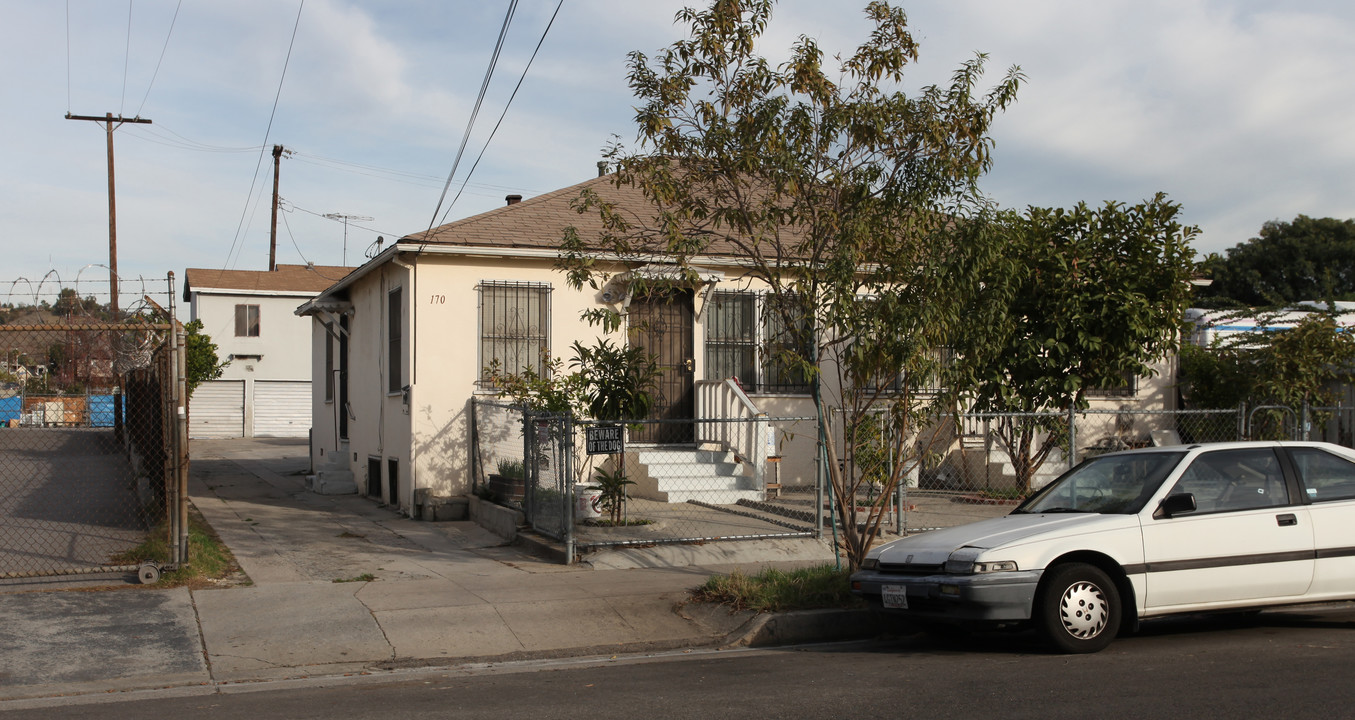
585;425;623;455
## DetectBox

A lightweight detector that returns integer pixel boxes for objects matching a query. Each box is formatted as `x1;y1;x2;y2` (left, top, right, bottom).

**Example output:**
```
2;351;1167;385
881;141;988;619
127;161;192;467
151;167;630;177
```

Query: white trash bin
574;485;602;522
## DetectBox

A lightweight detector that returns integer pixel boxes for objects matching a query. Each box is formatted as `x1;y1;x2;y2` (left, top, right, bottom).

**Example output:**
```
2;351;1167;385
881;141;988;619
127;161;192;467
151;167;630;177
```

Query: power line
124;124;261;153
135;0;182;118
224;0;305;271
425;0;519;235
120;1;132;116
439;0;566;226
65;0;71;114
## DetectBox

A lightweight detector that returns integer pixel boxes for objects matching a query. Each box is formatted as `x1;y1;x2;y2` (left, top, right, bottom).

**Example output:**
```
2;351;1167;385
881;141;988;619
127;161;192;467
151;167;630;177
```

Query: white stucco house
296;173;1179;514
184;264;353;438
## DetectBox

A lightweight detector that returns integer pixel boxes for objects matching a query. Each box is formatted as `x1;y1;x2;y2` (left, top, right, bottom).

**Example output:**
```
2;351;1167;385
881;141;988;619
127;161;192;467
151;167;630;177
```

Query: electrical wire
65;0;71;114
424;0;519;236
223;0;305;271
135;0;182;118
438;0;565;226
125;124;261;153
276;207;353;281
120;1;132;116
281;197;402;239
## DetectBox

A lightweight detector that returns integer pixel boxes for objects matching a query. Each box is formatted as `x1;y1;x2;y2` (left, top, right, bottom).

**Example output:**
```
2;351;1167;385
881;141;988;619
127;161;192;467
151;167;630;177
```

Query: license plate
882;584;908;609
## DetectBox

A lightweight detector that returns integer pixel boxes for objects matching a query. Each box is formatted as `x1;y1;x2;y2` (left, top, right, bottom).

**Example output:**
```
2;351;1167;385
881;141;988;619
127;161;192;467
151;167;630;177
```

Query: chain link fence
0;274;188;582
472;398;1355;557
470;400;817;558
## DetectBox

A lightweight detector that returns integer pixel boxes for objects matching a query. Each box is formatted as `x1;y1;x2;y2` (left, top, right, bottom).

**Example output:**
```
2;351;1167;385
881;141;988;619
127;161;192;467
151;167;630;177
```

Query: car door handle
1276;513;1297;527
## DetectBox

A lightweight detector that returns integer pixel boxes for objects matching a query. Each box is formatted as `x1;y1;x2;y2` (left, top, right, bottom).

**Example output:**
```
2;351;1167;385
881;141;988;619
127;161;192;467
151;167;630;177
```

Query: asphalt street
6;604;1355;718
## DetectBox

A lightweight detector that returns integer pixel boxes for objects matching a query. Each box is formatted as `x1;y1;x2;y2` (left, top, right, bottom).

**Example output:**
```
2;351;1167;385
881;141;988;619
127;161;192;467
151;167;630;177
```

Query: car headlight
944;546;1018;574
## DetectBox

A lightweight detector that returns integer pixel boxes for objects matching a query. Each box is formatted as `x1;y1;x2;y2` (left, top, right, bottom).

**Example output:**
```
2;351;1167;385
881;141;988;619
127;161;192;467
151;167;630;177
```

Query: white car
850;441;1355;653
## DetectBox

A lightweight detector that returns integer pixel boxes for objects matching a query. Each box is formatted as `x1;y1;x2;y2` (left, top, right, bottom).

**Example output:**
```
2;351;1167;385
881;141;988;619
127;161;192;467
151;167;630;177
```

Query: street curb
720;608;881;648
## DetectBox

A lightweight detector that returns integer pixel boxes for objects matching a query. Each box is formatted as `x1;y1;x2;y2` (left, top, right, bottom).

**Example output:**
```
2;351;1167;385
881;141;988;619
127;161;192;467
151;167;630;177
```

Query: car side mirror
1158;493;1197;518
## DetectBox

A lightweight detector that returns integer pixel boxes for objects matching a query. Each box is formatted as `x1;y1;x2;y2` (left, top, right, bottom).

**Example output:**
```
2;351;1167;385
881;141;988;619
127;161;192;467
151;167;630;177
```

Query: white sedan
849;441;1355;653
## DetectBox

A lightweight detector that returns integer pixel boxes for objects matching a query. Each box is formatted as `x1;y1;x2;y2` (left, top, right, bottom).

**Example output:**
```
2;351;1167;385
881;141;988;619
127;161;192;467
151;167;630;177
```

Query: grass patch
974;487;1027;501
583;518;654;527
690;564;862;613
333;573;376;583
109;505;247;588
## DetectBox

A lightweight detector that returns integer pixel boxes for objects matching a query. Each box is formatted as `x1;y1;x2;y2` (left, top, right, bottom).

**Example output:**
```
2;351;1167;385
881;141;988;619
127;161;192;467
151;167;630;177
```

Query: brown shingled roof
403;173;783;257
183;264;355;300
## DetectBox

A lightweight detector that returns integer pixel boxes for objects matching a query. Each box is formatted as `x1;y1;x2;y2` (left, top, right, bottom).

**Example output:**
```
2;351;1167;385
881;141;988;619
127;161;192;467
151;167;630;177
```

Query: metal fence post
564;414;574;565
1067;404;1077;471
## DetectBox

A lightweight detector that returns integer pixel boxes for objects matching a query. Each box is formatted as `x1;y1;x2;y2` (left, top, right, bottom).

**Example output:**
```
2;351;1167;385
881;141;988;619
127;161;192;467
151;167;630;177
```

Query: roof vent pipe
505;194;522;206
597;160;608;177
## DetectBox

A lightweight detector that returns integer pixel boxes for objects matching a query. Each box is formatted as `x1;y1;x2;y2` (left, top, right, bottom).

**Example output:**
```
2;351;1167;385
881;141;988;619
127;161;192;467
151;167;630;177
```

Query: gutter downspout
391;253;416;513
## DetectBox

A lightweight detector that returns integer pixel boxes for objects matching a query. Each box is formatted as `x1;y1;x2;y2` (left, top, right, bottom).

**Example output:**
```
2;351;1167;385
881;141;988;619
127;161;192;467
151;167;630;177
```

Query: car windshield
1014;451;1187;515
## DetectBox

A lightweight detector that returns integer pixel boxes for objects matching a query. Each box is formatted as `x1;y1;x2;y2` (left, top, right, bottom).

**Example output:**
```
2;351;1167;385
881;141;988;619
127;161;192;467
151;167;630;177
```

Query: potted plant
487;458;525;504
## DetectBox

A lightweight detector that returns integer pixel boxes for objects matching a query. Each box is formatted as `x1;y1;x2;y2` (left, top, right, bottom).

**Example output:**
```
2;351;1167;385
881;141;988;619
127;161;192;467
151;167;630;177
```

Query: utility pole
269;145;284;272
65;112;152;318
66;112;151;444
323;213;372;266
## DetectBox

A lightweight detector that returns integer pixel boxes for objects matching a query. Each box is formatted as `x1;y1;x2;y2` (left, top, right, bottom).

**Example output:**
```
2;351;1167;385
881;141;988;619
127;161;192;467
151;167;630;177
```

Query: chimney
505;194;522;206
597;160;608;177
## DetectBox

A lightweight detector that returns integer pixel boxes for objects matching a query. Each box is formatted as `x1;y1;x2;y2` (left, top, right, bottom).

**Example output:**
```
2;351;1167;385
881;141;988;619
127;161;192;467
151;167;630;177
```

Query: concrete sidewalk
1;438;845;703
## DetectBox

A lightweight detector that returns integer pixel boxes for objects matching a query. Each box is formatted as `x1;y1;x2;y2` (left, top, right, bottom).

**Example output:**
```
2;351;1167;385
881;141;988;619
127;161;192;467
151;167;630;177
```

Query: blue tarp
89;395;116;427
0;396;18;424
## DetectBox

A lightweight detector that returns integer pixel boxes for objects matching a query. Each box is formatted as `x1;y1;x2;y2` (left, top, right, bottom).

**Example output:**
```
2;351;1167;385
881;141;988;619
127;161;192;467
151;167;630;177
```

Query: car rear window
1290;448;1355;503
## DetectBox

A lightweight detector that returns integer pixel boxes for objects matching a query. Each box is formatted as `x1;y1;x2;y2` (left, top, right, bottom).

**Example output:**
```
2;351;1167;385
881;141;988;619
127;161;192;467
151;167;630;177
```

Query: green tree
1181;311;1355;417
559;0;1022;568
184;319;227;397
954;197;1198;489
1198;215;1355;307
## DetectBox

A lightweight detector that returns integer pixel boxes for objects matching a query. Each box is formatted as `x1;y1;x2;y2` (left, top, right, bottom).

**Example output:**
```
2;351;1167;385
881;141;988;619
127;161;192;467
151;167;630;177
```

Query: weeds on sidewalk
691;564;862;613
110;505;248;588
333;573;377;583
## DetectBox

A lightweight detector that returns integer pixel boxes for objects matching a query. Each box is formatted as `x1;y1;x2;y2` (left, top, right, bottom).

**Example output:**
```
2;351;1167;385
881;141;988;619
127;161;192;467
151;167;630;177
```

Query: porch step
307;469;357;495
629;447;761;504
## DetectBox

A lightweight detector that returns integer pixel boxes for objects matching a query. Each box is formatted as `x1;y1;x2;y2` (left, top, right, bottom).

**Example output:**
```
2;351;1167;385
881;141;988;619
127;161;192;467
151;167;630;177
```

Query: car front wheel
1036;563;1121;654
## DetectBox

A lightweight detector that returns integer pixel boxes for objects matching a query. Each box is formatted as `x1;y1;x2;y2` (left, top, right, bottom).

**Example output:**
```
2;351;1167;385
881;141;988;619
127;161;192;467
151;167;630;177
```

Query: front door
629;290;694;444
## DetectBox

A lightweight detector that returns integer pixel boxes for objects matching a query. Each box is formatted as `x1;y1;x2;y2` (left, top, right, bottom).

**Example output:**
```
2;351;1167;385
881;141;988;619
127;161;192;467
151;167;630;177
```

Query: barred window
234;304;260;337
1085;371;1139;398
861;346;954;395
479;281;550;383
705;292;757;388
763;294;813;393
703;291;812;394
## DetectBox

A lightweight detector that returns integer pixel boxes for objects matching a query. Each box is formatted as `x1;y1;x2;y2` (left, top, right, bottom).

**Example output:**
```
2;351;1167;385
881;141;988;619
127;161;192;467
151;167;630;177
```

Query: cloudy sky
4;0;1354;304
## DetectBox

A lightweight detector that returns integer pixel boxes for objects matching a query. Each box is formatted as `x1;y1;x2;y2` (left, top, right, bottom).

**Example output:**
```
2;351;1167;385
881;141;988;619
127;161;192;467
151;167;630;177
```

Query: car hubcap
1058;580;1108;639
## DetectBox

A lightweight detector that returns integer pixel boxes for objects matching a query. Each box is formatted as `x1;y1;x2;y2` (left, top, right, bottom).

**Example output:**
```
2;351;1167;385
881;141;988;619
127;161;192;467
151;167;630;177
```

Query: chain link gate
0;278;188;583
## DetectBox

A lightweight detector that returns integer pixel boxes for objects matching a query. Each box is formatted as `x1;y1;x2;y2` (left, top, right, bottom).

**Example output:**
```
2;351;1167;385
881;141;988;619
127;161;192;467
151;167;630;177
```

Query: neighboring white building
1186;303;1355;347
184;264;353;438
297;174;1180;514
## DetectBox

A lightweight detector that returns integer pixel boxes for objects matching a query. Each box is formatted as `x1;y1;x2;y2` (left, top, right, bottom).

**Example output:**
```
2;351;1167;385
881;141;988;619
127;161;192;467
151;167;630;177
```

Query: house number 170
429;294;446;304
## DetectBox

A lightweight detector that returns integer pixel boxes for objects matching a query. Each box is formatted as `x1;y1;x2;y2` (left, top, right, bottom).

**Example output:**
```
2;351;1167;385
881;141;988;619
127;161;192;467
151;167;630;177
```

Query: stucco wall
192;292;315;381
310;250;1185;508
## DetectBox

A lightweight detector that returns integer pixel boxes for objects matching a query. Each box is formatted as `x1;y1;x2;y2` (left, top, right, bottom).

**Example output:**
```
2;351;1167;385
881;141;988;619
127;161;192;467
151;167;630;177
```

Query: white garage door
253;380;312;438
190;380;244;438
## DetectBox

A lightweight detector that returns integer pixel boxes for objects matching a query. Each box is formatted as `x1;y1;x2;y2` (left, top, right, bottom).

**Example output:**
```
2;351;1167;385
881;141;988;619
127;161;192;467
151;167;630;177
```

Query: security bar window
703;291;812;394
478;281;551;384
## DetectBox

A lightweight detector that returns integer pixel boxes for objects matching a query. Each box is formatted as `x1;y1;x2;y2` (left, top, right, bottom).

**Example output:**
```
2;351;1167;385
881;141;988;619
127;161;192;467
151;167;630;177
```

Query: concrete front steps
628;445;764;504
306;442;358;495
